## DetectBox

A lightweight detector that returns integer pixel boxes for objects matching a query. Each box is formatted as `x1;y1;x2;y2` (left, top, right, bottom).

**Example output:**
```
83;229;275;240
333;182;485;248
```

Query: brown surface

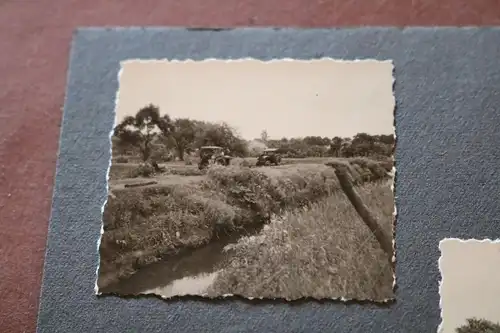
0;1;499;332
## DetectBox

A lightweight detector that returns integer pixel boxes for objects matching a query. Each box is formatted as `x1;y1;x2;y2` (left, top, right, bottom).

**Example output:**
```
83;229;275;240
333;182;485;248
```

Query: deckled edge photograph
36;26;500;333
95;58;397;302
438;238;500;333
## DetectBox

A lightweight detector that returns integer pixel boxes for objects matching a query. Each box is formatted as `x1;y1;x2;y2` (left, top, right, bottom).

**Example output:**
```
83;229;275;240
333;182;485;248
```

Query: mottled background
1;1;500;332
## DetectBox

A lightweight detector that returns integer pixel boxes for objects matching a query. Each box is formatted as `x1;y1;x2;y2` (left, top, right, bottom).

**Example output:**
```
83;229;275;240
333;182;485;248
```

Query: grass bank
207;180;395;301
98;158;392;289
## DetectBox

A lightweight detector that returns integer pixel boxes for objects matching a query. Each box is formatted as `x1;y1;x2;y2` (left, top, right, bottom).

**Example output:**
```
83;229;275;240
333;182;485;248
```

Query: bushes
109;164;136;180
204;164;345;217
99;184;224;285
127;163;156;178
205;165;281;221
167;166;204;176
230;157;253;168
326;157;390;184
150;148;174;163
115;156;129;163
98;158;392;288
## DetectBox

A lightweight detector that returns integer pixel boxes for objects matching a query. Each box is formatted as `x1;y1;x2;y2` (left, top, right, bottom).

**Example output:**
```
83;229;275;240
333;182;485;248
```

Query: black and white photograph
96;59;396;301
439;239;500;333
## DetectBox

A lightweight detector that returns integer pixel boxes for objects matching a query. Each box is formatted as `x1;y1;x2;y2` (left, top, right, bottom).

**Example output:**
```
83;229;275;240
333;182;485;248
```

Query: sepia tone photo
439;239;500;333
96;59;396;301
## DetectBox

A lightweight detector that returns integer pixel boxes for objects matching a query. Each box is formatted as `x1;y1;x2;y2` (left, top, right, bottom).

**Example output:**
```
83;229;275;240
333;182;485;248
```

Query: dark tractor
198;146;232;170
256;148;282;167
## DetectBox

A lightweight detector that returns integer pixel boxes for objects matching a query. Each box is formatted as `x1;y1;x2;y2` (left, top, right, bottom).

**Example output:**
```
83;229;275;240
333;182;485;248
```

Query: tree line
113;104;248;162
455;318;500;333
113;104;395;163
261;131;394;159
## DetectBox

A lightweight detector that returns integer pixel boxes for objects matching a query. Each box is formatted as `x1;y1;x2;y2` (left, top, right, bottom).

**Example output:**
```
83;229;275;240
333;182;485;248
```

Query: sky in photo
439;239;500;333
115;59;395;140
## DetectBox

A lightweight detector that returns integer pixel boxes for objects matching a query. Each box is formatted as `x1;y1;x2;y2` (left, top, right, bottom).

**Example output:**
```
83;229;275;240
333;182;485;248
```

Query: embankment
97;157;392;290
207;179;395;301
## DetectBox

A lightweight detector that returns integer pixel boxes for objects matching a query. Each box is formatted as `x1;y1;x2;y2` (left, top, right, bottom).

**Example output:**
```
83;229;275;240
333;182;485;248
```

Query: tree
352;132;375;145
379;134;395;145
303;136;324;146
194;121;249;157
243;132;395;158
329;136;343;157
456;318;500;333
167;118;196;161
339;138;353;158
113;104;166;162
308;145;327;157
351;132;374;156
112;136;135;156
260;130;269;144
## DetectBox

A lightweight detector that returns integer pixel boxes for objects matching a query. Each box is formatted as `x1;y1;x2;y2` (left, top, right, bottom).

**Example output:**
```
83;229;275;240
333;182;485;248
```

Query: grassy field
108;156;352;180
208;180;394;300
98;156;395;298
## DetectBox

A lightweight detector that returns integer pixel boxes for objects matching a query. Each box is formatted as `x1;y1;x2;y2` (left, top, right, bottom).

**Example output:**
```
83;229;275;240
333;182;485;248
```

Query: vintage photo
96;59;396;301
439;239;500;333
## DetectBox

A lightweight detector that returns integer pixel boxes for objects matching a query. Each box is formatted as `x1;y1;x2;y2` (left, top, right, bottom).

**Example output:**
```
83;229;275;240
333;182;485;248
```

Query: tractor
198;146;232;170
256;148;282;166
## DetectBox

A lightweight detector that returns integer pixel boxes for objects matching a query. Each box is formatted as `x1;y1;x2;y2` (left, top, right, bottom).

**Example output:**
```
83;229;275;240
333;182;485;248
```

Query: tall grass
207;180;394;301
98;159;392;289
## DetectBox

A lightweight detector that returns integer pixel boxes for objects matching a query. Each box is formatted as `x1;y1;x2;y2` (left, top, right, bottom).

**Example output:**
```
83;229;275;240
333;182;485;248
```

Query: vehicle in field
198;146;232;170
256;148;282;166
